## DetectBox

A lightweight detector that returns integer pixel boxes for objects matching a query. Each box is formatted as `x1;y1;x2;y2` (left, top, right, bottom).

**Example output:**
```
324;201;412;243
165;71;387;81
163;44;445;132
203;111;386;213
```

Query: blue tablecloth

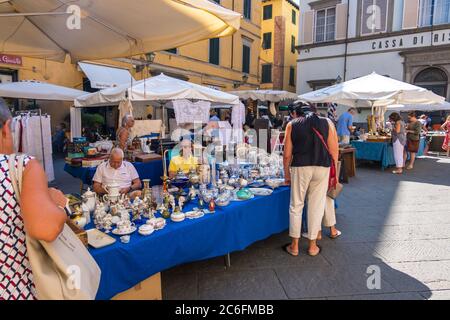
351;137;426;170
64;160;165;186
89;186;291;300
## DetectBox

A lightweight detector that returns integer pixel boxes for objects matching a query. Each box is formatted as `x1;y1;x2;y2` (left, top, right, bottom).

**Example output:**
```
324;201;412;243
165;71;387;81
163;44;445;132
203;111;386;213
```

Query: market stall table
88;186;291;300
351;137;426;170
64;158;165;189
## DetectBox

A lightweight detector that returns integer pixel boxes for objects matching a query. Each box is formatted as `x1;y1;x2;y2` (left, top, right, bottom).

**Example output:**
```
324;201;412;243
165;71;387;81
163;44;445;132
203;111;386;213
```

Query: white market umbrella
387;101;450;112
298;72;445;109
228;90;298;103
0;80;87;101
75;73;240;107
0;0;241;62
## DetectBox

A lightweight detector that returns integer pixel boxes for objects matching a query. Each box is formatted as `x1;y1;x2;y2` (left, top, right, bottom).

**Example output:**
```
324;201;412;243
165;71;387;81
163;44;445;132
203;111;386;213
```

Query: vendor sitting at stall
168;138;199;178
93;148;142;197
116;114;135;151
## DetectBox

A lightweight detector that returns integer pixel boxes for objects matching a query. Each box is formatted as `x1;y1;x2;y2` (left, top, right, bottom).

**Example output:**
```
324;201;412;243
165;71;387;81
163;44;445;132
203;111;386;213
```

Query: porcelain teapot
81;187;97;213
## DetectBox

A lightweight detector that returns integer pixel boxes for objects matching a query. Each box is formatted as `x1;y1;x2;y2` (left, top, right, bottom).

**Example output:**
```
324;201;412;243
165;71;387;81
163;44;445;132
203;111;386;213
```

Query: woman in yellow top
168;139;199;178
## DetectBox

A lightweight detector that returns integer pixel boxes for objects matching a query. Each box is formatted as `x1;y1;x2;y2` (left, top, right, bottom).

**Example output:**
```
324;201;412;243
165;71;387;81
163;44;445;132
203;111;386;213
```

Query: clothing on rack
12;112;54;182
172;99;211;124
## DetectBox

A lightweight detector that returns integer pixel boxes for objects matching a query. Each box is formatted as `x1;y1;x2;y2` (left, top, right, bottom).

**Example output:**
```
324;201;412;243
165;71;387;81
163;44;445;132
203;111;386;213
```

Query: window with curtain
262;32;272;49
419;0;450;26
315;7;336;43
289;67;296;86
209;38;220;65
263;5;273;20
262;64;272;84
242;44;250;74
244;0;252;20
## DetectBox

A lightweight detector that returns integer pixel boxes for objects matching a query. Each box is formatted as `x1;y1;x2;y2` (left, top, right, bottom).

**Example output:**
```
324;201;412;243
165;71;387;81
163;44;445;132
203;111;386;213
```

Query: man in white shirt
93;148;142;196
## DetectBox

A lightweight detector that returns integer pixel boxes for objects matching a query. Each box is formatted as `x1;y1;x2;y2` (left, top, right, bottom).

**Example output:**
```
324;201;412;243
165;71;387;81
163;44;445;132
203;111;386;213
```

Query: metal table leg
224;253;231;268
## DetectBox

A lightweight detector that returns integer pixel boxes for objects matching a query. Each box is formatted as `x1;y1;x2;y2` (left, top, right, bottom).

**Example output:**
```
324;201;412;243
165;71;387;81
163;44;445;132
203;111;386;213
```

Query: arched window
414;67;448;98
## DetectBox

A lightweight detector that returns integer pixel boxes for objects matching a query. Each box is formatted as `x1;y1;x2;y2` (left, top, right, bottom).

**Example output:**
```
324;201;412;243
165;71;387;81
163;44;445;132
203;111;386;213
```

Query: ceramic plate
86;229;116;248
249;188;273;196
112;226;137;236
185;211;205;219
231;194;255;201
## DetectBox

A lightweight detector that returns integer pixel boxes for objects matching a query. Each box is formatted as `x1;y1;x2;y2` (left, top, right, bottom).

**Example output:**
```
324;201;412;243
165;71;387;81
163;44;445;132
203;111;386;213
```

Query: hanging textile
269;102;277;116
13;113;54;182
172;99;211;124
70;107;82;141
231;102;245;143
217;121;232;146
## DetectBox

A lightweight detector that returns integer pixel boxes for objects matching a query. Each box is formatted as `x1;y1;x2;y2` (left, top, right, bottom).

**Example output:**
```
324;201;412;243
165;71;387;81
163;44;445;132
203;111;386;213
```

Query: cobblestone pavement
161;156;450;300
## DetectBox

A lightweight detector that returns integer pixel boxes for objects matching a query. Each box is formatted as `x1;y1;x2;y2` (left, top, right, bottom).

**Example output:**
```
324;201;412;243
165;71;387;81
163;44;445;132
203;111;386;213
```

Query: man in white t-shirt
92;148;142;196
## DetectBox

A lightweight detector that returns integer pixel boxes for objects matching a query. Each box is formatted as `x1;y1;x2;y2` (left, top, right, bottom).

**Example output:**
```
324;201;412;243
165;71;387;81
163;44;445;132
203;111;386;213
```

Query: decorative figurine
208;199;215;213
178;196;186;211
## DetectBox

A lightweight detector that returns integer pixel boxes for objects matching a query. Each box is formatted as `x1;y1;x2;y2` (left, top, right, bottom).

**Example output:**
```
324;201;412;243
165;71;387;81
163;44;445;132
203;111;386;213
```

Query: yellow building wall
150;0;262;91
259;0;299;92
283;1;299;92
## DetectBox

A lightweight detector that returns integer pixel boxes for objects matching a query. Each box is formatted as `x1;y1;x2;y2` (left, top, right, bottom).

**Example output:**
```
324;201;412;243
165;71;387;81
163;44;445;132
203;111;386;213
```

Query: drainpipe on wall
231;0;235;70
343;0;350;81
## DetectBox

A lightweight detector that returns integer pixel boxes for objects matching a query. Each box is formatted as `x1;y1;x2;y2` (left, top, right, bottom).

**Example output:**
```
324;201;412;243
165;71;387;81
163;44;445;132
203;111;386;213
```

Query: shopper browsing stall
404;112;422;170
389;113;407;174
116;114;135;151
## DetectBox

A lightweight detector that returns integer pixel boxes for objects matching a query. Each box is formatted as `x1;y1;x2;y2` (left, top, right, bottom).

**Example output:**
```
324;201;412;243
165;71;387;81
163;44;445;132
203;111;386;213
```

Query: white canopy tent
228;90;298;103
73;74;241;139
0;80;87;101
298;72;445;110
387;102;450;112
75;74;240;107
0;0;241;62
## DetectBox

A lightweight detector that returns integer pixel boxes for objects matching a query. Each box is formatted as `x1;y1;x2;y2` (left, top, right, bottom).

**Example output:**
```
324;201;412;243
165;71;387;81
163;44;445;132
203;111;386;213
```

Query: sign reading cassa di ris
370;30;450;51
0;54;22;66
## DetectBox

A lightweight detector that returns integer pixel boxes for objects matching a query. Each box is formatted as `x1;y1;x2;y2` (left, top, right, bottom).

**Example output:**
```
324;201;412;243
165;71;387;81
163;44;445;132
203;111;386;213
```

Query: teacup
103;194;120;203
116;220;135;233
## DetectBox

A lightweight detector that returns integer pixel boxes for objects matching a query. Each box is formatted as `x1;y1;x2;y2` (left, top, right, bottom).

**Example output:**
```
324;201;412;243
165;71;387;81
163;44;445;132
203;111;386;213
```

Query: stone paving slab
327;292;425;300
274;264;398;299
366;239;450;263
421;290;450;300
228;242;331;270
380;260;450;292
197;269;288;300
162;272;198;300
318;241;385;266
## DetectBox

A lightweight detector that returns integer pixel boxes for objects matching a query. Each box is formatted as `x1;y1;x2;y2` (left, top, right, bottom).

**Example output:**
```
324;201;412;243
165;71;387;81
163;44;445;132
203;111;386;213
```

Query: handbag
312;128;344;199
8;154;101;300
327;161;343;200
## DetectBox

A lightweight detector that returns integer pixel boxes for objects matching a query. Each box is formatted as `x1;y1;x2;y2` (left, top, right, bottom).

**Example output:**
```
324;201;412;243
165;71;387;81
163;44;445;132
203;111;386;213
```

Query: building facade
146;0;262;91
0;0;262;129
297;0;450;122
260;0;300;92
